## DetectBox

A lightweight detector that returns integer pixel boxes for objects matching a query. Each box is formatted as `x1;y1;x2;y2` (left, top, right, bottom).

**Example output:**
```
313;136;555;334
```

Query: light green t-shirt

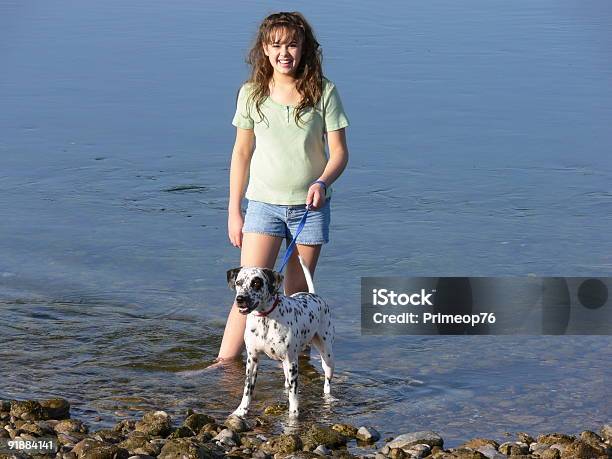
231;77;350;205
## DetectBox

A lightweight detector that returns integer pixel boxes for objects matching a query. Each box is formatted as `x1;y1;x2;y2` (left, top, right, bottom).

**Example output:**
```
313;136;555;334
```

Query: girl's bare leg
216;233;284;361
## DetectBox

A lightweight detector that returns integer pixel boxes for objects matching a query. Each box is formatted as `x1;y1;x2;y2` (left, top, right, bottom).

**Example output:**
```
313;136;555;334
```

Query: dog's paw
231;407;248;418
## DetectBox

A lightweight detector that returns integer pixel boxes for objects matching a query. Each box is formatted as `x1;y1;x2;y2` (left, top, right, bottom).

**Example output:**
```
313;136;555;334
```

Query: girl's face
262;28;303;78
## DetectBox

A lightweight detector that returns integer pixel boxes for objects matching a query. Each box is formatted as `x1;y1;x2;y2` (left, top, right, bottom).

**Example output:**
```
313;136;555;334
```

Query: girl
215;11;350;362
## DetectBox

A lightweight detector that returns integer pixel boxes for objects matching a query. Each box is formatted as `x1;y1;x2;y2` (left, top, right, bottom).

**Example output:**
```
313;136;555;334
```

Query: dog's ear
262;269;284;294
226;267;242;290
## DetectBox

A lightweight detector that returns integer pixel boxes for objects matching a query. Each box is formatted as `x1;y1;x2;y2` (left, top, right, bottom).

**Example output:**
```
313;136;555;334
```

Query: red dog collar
255;295;281;317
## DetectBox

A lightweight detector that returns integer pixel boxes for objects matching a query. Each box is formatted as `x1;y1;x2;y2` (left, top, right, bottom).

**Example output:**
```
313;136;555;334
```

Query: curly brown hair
240;11;324;128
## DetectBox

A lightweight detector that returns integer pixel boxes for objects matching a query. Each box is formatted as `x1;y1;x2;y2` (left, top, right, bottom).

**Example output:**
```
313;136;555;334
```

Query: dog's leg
232;350;259;417
282;357;299;416
282;359;291;393
312;333;334;394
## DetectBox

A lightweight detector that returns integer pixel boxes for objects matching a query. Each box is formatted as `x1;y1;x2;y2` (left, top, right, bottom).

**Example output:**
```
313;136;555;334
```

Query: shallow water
1;0;611;451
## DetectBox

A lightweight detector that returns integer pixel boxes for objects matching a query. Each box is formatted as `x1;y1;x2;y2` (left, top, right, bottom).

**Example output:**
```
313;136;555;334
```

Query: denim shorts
242;199;331;245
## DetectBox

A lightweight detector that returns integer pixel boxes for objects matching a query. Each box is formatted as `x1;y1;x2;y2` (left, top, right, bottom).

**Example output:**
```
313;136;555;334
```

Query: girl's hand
306;181;326;210
228;210;244;248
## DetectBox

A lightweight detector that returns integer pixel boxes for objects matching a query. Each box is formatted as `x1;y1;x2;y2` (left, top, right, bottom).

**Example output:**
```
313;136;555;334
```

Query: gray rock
516;432;535;445
601;424;612;443
475;445;506;459
540;449;561;459
530;442;549;454
261;434;302;454
403;443;430;458
92;429;124;444
580;430;612;456
386;431;443;449
331;424;358;438
113;420;137;435
40;399;71;420
498;441;529;455
54;419;89;435
135;411;172;438
16;425;42;437
387;447;408;458
300;424;348;451
18;433;38;441
72;438;106;456
313;444;331;456
183;413;215;434
224;415;250;433
158;437;216;459
57;432;88;446
537;433;575;445
549;442;566;452
460;439;499;450
118;431;160;457
562;439;608;458
168;425;195;439
212;428;239;447
72;438;131;459
10;400;44;421
356;427;380;443
4;425;18;440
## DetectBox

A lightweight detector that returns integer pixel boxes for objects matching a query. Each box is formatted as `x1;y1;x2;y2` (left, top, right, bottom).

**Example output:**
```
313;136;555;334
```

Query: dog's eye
236;280;243;287
251;278;262;290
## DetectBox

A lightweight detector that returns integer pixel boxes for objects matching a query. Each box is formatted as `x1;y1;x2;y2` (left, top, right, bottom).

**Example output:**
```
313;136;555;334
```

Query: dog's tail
298;255;315;294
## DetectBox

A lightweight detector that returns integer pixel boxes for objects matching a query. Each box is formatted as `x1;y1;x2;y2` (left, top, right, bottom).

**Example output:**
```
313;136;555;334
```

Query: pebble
356;426;381;443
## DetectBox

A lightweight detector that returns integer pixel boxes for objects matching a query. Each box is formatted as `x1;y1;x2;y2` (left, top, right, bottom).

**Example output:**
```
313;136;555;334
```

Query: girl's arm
228;127;255;247
307;128;349;210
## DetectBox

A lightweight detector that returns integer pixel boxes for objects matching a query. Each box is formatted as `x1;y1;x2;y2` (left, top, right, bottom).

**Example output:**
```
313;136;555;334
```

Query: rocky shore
0;398;610;459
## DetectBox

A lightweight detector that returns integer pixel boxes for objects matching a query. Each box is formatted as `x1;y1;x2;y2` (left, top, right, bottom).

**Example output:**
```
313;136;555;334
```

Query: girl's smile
263;33;303;77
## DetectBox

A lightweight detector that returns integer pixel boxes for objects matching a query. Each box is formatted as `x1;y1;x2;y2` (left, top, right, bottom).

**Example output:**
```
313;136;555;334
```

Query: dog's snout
235;295;248;304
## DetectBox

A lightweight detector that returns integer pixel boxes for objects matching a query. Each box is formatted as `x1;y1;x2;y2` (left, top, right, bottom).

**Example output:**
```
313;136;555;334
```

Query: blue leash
278;204;310;272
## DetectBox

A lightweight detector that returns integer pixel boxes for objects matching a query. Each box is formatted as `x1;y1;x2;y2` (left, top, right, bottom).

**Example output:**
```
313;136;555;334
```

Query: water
1;0;611;451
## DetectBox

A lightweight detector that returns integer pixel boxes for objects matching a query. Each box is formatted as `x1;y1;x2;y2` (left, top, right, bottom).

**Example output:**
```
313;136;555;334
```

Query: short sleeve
232;84;254;129
323;83;350;132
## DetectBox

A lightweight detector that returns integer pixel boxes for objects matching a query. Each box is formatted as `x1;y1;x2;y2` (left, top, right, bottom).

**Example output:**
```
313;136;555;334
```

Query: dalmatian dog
226;256;334;418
